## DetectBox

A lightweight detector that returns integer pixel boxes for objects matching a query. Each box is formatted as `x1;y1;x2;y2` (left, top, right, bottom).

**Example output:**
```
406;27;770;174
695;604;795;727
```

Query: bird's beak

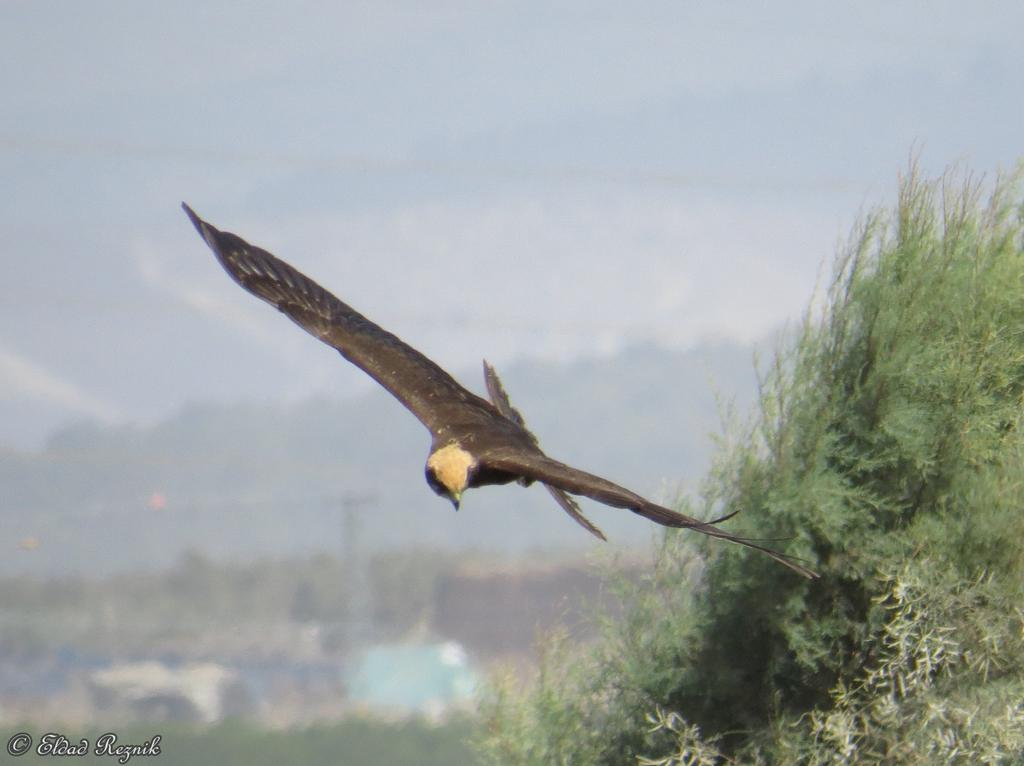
450;492;461;511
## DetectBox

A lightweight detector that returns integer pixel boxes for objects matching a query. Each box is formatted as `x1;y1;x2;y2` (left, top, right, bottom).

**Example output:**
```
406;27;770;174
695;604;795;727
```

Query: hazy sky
2;2;1022;449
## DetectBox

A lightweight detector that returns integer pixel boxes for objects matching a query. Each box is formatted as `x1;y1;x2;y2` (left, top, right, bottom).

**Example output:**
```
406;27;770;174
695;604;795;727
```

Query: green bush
477;166;1024;765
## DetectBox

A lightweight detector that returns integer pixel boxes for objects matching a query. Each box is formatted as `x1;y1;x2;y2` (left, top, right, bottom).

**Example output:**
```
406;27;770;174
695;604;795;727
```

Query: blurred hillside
0;547;639;729
2;340;758;576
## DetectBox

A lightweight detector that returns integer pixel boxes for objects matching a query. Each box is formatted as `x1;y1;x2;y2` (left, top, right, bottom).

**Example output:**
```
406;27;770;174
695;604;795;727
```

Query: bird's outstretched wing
482;361;607;541
183;203;496;436
481;447;818;578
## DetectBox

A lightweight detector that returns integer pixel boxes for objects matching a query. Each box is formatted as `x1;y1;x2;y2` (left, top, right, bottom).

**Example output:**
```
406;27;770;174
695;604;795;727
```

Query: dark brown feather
482;361;607;541
480;447;818;578
183;203;496;438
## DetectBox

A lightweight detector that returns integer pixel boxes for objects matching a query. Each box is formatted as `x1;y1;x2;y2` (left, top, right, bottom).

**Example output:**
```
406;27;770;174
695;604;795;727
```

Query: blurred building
88;661;252;723
346;641;478;720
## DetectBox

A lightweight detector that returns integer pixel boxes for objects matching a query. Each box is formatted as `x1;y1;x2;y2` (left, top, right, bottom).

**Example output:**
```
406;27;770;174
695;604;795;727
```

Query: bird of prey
183;204;817;578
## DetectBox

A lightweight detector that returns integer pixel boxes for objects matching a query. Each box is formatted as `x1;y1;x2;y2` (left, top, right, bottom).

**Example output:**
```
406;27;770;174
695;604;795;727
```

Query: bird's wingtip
181;203;221;249
181;202;203;230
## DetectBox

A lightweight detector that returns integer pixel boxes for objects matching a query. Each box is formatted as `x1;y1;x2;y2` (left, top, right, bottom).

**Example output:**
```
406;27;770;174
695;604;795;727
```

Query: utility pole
337;492;375;653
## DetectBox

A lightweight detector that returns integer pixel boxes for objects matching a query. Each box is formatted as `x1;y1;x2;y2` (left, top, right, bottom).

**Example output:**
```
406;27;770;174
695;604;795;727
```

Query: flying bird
182;203;816;578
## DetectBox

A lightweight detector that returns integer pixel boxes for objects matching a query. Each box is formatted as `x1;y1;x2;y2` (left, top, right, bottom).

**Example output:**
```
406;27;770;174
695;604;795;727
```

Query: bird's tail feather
545;485;607;541
635;503;818;579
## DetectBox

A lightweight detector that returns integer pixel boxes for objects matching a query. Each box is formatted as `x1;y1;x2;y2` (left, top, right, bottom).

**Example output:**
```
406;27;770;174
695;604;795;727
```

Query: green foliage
774;566;1024;764
478;166;1024;765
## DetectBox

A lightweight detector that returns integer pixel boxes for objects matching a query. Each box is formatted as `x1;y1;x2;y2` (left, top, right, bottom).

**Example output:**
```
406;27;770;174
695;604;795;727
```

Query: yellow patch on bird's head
427;443;476;499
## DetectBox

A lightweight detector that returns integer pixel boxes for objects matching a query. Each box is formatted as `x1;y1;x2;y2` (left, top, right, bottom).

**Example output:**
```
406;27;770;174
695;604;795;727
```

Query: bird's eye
425;467;445;496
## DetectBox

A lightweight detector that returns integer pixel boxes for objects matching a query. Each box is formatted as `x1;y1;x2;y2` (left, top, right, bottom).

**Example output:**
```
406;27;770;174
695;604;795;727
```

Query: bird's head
426;443;476;510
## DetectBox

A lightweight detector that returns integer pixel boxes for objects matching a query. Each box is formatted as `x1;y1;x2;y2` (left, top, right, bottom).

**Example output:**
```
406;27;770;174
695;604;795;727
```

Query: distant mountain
1;341;759;576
